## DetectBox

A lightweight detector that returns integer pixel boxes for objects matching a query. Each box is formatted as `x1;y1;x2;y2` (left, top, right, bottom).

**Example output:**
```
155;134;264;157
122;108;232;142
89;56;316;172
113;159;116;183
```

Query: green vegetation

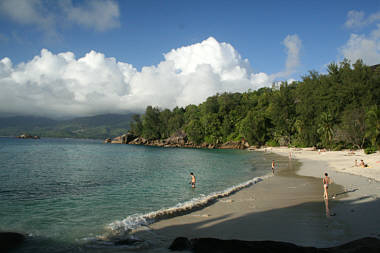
364;146;378;155
130;60;380;150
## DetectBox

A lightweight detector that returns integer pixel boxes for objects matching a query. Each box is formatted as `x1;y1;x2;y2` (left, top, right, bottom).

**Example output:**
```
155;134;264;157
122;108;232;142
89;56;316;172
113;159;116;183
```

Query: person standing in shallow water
190;172;196;188
323;172;331;199
271;160;275;175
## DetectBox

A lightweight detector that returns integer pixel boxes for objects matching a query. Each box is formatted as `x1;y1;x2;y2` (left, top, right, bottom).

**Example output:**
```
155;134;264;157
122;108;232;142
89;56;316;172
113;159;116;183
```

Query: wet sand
128;149;380;252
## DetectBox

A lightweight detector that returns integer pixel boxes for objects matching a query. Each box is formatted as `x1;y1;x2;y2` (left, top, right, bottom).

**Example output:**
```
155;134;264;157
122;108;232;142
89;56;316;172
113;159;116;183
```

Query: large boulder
220;141;245;149
0;232;25;252
111;135;124;144
165;130;188;145
129;137;148;145
125;133;137;143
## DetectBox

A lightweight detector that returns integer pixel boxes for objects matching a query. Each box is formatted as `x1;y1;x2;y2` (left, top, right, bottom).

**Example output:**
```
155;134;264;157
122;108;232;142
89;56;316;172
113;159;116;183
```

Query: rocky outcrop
111;133;136;144
220;140;246;149
111;131;250;150
0;232;25;252
164;130;188;146
169;237;380;253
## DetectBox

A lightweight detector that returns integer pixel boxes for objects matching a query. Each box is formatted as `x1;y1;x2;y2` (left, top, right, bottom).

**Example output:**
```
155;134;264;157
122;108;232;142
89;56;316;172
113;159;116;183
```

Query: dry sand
132;148;380;252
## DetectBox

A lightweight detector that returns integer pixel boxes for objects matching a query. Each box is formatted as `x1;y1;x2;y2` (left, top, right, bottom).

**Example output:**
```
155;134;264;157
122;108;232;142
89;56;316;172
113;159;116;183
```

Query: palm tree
366;105;380;149
317;112;335;148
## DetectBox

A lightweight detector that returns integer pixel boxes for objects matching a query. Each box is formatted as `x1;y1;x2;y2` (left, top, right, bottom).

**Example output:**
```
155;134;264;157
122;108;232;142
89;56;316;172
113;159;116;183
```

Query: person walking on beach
190;172;196;188
271;160;275;175
323;173;331;199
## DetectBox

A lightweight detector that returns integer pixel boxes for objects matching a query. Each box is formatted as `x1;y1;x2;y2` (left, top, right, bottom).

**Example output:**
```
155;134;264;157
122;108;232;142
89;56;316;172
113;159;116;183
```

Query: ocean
0;137;271;252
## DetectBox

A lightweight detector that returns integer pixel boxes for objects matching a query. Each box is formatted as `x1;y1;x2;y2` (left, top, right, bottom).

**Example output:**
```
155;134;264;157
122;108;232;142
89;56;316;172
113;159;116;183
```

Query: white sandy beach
269;147;380;181
131;148;380;252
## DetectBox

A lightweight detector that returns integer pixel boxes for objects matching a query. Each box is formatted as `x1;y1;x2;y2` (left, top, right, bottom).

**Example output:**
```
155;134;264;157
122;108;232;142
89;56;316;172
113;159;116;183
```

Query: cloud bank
345;10;380;29
341;10;380;65
0;36;300;118
61;0;120;31
0;0;120;35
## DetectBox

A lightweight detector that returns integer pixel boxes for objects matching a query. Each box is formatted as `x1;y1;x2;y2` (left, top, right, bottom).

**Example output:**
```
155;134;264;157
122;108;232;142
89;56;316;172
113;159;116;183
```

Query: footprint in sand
219;199;233;203
192;214;210;217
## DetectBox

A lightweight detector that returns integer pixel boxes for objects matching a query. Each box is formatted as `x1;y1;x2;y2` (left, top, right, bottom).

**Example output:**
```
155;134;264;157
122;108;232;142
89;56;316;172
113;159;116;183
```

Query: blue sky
0;0;379;118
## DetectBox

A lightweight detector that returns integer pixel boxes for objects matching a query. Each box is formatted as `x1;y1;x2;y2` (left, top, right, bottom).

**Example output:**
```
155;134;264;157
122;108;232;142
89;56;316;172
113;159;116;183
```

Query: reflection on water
324;198;336;217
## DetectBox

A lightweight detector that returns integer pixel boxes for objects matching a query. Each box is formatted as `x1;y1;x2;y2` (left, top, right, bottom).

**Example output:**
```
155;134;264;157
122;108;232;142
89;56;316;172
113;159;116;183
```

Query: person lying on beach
359;160;368;168
323;173;331;199
190;172;196;188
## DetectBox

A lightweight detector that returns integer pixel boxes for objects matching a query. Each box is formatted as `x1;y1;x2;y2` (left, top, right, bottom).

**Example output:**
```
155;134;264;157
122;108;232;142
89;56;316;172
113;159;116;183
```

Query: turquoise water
0;137;270;252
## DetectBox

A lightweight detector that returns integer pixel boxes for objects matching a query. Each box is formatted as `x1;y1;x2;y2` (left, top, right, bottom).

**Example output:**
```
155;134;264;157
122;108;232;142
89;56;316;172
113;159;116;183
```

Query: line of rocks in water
105;131;253;150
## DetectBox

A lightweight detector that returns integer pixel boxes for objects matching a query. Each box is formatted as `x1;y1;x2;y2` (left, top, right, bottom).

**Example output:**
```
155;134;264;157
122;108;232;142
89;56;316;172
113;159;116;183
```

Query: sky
0;0;379;119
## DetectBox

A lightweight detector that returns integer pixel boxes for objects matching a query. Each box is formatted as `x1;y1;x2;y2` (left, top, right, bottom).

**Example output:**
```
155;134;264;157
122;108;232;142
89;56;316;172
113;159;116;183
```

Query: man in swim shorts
190;172;196;188
271;160;275;175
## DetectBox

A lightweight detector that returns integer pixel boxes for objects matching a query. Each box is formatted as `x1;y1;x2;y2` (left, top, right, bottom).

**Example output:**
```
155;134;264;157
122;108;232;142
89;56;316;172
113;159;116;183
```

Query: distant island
0;114;133;140
17;133;40;139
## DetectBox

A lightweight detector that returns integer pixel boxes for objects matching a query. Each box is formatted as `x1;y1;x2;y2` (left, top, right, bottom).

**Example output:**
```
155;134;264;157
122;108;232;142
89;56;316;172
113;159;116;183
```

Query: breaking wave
107;174;270;235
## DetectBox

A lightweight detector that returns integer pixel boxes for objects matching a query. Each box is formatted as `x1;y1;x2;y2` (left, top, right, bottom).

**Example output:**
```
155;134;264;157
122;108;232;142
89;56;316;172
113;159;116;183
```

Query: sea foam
108;175;269;235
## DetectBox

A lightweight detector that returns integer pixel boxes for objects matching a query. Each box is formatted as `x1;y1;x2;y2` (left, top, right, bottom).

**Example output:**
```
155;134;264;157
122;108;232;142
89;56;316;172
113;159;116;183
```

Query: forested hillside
130;60;380;151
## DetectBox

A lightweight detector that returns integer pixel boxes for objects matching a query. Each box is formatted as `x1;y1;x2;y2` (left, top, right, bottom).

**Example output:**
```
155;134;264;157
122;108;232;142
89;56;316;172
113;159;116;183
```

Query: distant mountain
0;114;133;139
0;116;57;128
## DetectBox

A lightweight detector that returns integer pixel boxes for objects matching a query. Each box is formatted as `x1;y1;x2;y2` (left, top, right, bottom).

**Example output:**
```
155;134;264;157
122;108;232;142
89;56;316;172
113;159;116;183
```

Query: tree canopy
130;60;380;150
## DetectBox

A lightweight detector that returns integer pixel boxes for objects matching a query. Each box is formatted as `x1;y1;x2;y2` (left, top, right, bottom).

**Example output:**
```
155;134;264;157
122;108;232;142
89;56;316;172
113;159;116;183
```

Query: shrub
332;143;345;151
266;139;279;147
364;146;377;154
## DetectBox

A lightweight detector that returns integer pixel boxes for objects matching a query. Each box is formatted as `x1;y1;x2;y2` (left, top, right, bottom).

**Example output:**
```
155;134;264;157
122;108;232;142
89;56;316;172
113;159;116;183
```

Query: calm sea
0;137;271;252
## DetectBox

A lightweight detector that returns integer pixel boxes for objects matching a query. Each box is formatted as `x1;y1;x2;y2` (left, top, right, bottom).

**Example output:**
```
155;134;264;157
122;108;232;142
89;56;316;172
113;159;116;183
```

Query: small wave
107;175;269;235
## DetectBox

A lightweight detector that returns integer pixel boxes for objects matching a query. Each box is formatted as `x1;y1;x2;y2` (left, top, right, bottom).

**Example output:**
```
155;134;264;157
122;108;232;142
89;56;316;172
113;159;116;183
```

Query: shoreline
107;175;270;236
131;148;380;252
263;147;380;182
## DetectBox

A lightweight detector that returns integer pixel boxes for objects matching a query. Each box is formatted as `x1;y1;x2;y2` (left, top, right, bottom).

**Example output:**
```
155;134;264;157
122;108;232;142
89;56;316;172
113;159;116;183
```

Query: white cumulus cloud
0;36;298;118
270;34;302;79
340;10;380;65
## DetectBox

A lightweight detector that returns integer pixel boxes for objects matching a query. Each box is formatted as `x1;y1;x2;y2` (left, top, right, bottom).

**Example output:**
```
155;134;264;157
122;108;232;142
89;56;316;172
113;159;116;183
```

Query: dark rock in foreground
169;237;380;253
0;232;25;252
